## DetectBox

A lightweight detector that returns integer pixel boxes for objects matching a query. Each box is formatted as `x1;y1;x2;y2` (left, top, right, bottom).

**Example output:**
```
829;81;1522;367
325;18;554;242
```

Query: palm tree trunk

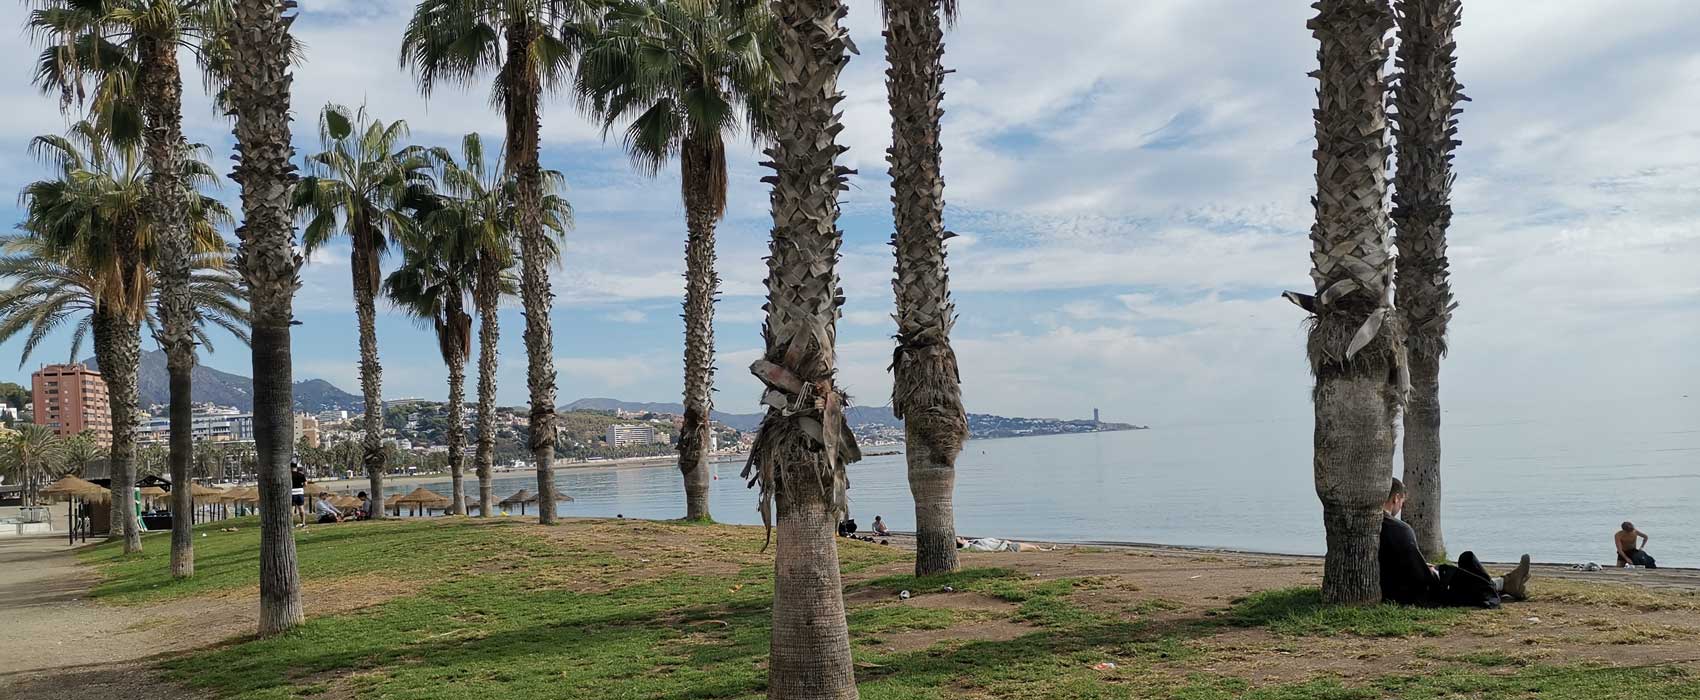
1392;0;1462;563
474;258;500;518
885;0;968;577
227;0;304;636
504;20;559;525
445;297;468;516
750;1;860;696
678;137;721;522
138;34;198;579
351;229;387;519
1306;0;1403;605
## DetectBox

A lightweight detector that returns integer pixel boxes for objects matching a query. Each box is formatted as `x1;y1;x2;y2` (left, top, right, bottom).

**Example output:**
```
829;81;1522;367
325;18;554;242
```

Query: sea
401;394;1698;568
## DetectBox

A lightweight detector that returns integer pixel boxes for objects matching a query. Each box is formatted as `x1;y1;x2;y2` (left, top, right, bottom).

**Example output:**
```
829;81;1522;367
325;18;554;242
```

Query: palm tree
29;0;238;579
13;123;227;554
224;0;303;636
741;0;862;695
62;430;105;476
1391;0;1462;562
294;103;438;520
414;133;567;516
384;215;474;515
1;425;66;508
880;0;968;576
401;0;596;525
1294;0;1404;605
574;0;773;522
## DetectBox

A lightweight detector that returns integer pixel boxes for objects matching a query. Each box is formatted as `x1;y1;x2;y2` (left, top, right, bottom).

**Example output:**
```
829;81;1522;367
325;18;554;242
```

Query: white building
138;409;256;445
605;423;657;448
316;410;349;424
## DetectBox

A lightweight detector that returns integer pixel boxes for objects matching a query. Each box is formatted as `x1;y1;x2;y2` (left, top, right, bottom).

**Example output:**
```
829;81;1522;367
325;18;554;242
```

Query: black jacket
1380;514;1436;605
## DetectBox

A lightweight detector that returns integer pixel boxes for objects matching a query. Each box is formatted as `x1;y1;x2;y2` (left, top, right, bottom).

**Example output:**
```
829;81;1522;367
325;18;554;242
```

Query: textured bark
92;309;142;554
504;21;559;525
138;34;197;579
351;229;388;519
744;1;861;696
678;136;722;522
445;293;469;516
769;501;857;700
1306;0;1403;605
1392;0;1462;562
1401;352;1442;559
473;256;500;517
884;0;967;577
227;0;304;635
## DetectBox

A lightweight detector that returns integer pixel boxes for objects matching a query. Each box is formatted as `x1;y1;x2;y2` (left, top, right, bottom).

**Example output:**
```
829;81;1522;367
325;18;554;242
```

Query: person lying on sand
1615;522;1656;568
1381;478;1531;608
956;536;1051;553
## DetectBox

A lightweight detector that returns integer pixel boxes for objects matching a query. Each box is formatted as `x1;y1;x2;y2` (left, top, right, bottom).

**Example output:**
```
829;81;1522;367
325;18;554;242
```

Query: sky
0;0;1696;428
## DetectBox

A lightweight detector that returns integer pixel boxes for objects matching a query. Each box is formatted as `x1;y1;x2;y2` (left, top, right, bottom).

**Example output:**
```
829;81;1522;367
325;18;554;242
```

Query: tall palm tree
294;103;438;520
741;0;862;695
401;0;595;524
384;216;474;515
1391;0;1462;562
422;133;568;516
224;0;303;636
1294;0;1405;605
880;0;967;576
1;425;66;508
28;0;237;578
575;0;773;522
14;123;226;554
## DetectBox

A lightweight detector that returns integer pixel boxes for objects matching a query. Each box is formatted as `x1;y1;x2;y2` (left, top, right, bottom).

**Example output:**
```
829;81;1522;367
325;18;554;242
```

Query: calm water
397;395;1698;567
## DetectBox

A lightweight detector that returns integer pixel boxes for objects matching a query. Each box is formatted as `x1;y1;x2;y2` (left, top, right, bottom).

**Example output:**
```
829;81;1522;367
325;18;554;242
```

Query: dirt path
0;535;210;699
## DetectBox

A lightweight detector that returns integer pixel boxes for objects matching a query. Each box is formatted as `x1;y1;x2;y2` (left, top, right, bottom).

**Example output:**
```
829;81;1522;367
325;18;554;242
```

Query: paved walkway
0;535;204;699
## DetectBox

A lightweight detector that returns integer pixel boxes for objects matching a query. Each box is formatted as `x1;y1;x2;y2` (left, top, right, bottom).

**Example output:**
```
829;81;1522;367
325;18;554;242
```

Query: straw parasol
390;487;451;516
40;475;108;544
304;482;330;496
191;484;226;500
41;475;107;502
138;486;168;506
499;489;533;515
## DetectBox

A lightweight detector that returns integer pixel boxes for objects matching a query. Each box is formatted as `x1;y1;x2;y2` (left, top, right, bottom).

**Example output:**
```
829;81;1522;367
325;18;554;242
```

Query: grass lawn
78;518;1700;699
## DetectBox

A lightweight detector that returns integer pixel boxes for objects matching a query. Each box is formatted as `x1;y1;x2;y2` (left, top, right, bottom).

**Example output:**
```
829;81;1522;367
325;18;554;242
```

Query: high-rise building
31;363;111;445
294;414;321;448
606;423;657;448
137;406;256;445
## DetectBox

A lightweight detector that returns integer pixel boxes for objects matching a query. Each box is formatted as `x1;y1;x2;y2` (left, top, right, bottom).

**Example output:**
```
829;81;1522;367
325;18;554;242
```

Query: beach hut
40;476;108;544
498;489;533;515
391;487;451;517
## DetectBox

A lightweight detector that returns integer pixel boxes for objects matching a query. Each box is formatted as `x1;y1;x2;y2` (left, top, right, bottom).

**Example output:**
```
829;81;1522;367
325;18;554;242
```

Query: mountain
560;397;1140;438
87;350;362;412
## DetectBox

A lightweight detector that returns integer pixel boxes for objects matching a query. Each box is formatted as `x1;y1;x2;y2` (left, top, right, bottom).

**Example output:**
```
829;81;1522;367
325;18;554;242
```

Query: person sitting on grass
354;492;372;521
1615;522;1656;568
313;492;344;524
1381;478;1531;607
872;516;891;536
956;536;1051;553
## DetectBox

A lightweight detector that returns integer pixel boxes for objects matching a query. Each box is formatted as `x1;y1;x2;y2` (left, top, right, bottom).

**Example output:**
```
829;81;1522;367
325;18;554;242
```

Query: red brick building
31;363;111;446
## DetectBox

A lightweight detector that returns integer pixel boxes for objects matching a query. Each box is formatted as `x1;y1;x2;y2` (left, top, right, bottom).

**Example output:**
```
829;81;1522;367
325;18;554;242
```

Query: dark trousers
317;514;339;524
1432;551;1500;608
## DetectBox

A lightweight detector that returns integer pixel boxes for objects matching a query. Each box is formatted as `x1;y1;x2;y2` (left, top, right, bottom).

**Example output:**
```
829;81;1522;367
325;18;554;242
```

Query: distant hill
87;350;363;412
560;397;1141;438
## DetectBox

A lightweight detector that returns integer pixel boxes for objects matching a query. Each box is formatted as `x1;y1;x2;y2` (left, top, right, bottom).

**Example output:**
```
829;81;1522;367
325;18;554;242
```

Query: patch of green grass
130;522;1700;700
1127;597;1185;615
1223;587;1466;637
78;517;547;604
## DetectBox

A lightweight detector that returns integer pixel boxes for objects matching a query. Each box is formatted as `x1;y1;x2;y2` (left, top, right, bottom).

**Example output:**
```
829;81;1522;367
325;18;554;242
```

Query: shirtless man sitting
1615;522;1656;568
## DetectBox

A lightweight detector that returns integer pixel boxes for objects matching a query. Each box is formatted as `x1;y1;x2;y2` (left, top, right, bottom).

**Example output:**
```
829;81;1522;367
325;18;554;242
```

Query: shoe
1501;554;1532;600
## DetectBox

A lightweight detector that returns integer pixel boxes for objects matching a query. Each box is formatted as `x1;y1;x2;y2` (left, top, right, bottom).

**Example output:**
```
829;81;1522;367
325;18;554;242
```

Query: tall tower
1093;408;1100;424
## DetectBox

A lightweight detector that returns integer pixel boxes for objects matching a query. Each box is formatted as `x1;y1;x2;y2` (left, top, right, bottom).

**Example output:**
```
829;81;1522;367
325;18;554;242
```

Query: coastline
308;452;757;490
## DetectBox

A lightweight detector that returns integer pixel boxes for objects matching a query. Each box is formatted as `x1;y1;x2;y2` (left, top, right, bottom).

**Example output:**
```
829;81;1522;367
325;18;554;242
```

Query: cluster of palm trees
0;426;103;507
5;0;1463;694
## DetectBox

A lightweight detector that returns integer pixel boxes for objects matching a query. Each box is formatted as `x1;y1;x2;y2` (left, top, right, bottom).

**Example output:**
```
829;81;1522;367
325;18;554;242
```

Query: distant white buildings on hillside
606;423;670;447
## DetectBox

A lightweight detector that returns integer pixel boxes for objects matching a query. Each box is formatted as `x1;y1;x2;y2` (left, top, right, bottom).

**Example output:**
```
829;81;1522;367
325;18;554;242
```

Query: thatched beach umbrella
499;489;533;515
391;487;451;517
138;485;168;509
191;484;227;522
40;476;107;544
304;482;330;496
